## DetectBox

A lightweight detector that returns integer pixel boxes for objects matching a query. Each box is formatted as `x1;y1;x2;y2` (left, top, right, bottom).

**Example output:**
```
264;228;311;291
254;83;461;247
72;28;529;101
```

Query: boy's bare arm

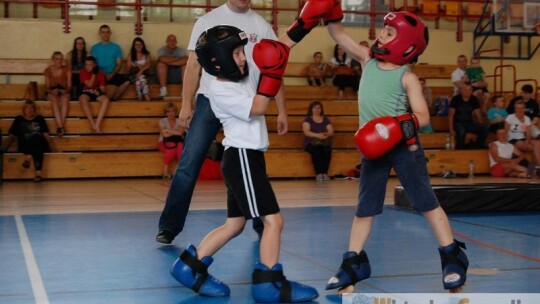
403;72;430;127
251;95;271;116
327;22;370;65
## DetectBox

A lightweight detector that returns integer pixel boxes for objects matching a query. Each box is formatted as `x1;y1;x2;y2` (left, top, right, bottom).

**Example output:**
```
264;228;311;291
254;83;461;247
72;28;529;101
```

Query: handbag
163;135;183;149
310;137;333;146
206;140;224;161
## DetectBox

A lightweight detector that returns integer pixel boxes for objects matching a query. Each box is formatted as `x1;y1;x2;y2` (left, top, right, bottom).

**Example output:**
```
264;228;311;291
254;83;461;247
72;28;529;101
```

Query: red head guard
370;11;428;65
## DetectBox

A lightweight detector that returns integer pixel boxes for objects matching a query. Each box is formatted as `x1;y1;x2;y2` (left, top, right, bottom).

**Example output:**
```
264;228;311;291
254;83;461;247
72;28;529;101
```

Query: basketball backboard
492;0;539;32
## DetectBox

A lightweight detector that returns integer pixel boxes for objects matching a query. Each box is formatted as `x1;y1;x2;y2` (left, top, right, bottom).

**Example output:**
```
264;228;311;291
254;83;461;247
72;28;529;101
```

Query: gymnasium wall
0;19;538;89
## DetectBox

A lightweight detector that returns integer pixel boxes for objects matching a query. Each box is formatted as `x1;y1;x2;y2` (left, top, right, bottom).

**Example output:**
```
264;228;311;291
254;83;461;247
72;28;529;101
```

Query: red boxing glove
354;113;419;160
395;113;419;146
323;0;344;24
287;0;334;43
253;39;290;97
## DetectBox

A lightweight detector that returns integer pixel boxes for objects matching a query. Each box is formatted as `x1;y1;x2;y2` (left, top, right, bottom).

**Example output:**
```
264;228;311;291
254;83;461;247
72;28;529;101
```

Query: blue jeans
454;122;489;149
356;140;439;217
158;94;222;236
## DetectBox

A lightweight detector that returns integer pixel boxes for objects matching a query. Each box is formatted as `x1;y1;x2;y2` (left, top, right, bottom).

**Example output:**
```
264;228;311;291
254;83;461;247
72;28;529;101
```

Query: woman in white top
505;100;540;166
328;44;356;97
126;37;152;101
158;102;185;179
489;127;531;178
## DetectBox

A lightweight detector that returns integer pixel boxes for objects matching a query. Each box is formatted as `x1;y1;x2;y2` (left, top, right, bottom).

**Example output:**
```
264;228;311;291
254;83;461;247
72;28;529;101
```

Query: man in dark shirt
448;83;489;149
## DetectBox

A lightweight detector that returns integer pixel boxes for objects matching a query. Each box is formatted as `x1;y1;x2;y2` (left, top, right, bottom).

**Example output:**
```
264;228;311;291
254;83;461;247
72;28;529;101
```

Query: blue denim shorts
356;140;439;217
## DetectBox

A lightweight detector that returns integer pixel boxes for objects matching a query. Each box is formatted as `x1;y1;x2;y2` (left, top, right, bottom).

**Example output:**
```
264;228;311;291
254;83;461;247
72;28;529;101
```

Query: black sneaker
156;230;174;244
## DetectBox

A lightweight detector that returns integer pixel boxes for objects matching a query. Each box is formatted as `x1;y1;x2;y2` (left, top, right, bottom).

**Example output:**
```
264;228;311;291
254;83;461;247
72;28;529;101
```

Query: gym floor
1;177;539;304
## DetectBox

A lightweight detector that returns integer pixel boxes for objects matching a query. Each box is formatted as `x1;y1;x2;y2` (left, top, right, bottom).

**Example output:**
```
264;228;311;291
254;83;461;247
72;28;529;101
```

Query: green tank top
358;59;410;126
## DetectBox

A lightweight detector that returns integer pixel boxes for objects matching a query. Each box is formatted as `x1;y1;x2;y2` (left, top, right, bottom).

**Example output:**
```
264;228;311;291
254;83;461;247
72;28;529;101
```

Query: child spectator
417;77;434;133
302;100;334;181
489;127;533;178
465;56;490;113
487;95;509;133
44;51;71;136
306;51;329;87
465;56;487;93
66;37;87;99
126;37;152;101
158;102;185;179
169;25;318;303
79;56;110;133
1;100;54;182
419;77;434;115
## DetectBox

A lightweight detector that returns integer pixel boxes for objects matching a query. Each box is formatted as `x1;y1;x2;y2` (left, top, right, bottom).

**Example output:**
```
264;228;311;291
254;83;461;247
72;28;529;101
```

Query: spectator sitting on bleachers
448;83;489;149
66;37;87;99
1;100;54;182
156;34;188;98
451;54;467;96
158;102;185;179
489;127;533;178
417;77;434;133
487;95;508;133
91;24;130;101
78;56;110;133
307;51;329;87
506;84;539;138
126;37;152;101
44;51;71;137
350;41;369;91
420;77;435;115
302;100;333;181
329;44;357;98
505;99;540;168
465;56;490;113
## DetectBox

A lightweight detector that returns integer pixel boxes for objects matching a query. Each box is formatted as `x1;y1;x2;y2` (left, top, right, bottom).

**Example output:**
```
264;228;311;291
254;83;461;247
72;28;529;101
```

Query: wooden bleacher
1;59;456;97
284;62;456;97
0;59;49;79
284;62;455;80
0;60;490;180
0;95;490;181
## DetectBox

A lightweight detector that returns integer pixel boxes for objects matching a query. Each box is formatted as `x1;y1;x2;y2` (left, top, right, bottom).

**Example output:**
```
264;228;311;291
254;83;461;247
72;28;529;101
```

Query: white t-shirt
158;117;181;142
330;57;352;67
506;113;531;141
188;4;277;97
209;79;268;151
451;68;465;96
488;141;515;167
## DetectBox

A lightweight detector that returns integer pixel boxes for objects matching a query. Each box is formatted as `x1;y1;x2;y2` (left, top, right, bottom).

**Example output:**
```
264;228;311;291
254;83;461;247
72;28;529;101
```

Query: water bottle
469;160;475;178
445;134;451;150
